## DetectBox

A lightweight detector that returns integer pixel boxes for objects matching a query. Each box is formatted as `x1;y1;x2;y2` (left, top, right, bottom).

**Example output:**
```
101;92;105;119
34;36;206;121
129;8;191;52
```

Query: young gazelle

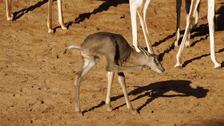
175;0;221;68
64;32;165;115
5;0;67;33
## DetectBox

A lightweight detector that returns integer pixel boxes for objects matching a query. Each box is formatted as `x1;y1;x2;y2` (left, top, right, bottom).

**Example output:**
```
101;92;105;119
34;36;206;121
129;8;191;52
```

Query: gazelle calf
5;0;67;33
64;32;165;115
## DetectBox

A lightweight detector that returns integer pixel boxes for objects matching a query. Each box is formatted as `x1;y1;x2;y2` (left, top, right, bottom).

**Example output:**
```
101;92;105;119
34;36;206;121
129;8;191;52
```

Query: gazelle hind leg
207;0;221;68
185;28;191;48
175;0;195;68
57;0;67;30
175;0;182;47
193;0;200;26
117;72;137;115
105;72;114;112
74;56;96;114
137;11;154;54
6;0;13;21
141;0;154;54
186;0;200;47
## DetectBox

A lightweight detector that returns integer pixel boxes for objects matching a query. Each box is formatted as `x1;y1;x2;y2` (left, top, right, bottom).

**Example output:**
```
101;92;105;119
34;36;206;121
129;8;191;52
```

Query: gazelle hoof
130;109;138;115
174;41;179;47
105;104;113;112
214;64;221;69
134;46;141;53
174;63;183;68
7;17;13;21
75;109;83;116
61;26;68;30
48;29;54;33
185;44;191;48
7;14;14;21
76;111;83;116
185;41;191;48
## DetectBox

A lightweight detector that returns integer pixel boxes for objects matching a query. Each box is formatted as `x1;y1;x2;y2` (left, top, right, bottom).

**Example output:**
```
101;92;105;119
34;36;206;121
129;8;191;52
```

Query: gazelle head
139;48;165;74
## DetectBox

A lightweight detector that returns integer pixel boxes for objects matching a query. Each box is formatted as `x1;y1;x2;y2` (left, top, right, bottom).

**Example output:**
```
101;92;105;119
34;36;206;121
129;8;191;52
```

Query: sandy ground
0;0;224;126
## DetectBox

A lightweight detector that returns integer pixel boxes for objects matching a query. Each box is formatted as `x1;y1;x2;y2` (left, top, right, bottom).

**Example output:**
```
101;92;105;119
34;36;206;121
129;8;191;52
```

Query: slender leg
185;18;192;48
105;72;114;112
74;57;96;114
137;12;153;54
207;0;221;68
193;0;200;25
57;0;67;30
186;0;200;47
185;0;193;47
47;0;54;33
117;72;137;115
185;0;200;47
129;2;141;52
175;0;195;68
143;0;151;22
6;0;13;20
138;0;154;54
175;0;182;47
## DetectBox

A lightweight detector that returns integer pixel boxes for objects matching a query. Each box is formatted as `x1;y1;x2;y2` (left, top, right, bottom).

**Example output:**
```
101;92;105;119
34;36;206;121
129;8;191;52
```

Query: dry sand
0;0;224;126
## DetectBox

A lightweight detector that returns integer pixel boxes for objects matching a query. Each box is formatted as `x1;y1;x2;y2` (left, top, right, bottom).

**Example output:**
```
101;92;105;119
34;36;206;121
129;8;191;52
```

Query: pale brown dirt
0;0;224;126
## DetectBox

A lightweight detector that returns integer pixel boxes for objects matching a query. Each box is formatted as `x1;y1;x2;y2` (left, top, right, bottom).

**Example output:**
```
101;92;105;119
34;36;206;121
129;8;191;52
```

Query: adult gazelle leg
57;0;67;30
137;0;154;54
175;0;195;68
47;0;67;33
175;0;182;47
6;0;13;20
117;72;137;115
185;0;193;47
185;0;200;47
193;0;200;26
207;0;221;68
47;0;54;33
105;72;114;112
129;0;141;52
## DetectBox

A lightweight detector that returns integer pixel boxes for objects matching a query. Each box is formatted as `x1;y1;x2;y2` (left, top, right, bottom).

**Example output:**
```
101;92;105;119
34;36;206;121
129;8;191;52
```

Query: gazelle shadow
83;80;208;114
182;48;224;67
64;0;129;29
216;3;224;31
12;0;48;21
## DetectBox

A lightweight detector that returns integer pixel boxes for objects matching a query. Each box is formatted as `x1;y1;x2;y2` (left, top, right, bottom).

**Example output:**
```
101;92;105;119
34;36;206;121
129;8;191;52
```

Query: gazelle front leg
117;72;137;115
129;2;141;52
5;0;13;21
207;0;221;68
105;72;114;112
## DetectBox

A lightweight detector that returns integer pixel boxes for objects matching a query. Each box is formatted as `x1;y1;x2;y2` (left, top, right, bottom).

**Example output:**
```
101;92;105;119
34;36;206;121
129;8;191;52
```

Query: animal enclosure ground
0;0;224;126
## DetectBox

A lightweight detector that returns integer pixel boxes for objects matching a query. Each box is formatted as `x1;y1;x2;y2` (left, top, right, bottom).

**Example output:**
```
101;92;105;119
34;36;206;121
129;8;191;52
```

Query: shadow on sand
12;0;48;21
83;80;208;114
